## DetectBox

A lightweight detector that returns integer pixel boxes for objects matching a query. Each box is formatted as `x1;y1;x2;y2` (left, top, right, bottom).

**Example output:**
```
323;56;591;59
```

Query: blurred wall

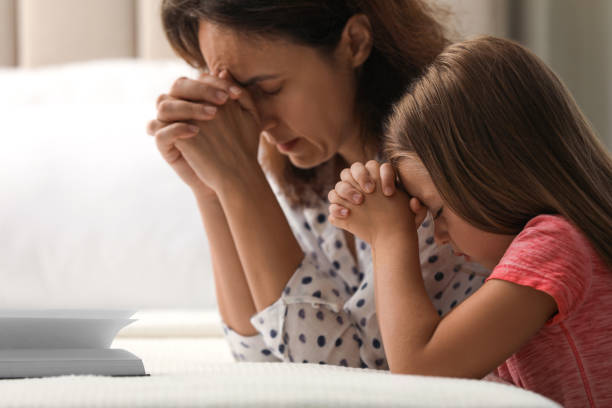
1;0;609;147
440;0;511;39
442;0;611;150
0;0;17;65
0;0;177;67
516;0;612;150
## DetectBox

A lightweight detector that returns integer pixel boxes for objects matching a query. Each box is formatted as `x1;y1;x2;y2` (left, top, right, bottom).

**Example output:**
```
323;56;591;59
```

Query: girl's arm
329;161;558;378
372;234;557;377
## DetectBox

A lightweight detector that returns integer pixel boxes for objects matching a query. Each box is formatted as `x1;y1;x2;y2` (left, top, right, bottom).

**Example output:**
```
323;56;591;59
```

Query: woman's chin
288;154;320;170
287;149;336;170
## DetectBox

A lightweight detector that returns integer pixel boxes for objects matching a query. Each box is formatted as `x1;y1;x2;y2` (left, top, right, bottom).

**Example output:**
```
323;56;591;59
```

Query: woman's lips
277;138;299;153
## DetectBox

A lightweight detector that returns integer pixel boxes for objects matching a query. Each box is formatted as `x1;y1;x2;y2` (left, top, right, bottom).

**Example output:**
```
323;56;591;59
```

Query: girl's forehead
396;158;438;203
396;156;428;182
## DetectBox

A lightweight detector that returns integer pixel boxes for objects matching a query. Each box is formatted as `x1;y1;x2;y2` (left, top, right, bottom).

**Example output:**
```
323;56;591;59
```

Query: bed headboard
0;0;177;67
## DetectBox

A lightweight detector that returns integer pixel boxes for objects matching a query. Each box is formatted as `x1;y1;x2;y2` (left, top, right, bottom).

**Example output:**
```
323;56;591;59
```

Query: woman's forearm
372;234;441;374
195;191;258;335
217;169;304;312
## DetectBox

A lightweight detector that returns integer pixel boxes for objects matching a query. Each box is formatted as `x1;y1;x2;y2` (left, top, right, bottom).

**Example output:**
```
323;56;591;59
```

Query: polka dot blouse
222;182;490;369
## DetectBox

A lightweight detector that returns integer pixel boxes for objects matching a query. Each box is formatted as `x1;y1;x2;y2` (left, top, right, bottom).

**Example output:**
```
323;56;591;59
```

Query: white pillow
0;59;217;309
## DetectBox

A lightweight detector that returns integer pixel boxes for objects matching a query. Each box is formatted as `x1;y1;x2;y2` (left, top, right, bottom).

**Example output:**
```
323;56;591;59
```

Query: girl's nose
433;224;450;246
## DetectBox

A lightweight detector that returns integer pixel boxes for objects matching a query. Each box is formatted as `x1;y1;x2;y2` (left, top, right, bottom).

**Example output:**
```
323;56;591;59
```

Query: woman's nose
255;102;278;132
260;117;277;133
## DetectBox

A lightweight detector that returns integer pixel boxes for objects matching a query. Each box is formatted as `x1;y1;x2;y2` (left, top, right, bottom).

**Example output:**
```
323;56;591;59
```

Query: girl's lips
453;249;470;261
277;138;299;153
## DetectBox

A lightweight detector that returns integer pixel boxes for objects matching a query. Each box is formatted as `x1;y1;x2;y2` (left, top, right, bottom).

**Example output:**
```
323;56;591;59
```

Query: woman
146;0;487;368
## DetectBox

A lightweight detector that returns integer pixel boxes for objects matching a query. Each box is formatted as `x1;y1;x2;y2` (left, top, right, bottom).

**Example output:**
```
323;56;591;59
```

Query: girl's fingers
364;160;381;183
157;98;218;122
327;188;351;207
349;162;375;193
410;197;429;227
409;197;421;213
339;168;360;189
334;181;363;204
328;203;350;219
379;163;396;196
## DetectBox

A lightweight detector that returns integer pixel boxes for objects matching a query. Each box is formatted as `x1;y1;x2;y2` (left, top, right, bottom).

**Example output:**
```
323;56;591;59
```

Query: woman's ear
337;14;373;68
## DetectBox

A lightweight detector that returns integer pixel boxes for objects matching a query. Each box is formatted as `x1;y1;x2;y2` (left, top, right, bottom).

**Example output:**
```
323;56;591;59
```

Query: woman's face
197;20;371;168
397;158;516;270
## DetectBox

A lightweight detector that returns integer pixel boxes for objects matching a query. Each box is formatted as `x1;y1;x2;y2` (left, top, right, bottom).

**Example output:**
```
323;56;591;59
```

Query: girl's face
197;20;373;168
397;158;516;270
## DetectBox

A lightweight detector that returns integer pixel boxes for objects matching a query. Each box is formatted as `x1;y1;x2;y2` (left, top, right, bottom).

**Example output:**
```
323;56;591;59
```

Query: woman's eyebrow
235;74;280;87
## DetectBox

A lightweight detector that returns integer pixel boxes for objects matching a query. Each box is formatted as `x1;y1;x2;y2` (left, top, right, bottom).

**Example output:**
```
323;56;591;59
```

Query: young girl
327;36;612;407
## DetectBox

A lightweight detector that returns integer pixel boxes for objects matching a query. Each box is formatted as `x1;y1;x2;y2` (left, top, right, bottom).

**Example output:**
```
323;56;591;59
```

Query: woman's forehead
197;20;296;78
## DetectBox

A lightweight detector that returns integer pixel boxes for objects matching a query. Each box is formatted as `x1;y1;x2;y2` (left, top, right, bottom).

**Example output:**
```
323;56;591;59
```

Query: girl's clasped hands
327;160;427;248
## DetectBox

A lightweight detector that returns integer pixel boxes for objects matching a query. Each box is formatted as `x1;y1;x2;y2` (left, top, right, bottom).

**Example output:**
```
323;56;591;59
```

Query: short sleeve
486;215;593;325
221;323;282;362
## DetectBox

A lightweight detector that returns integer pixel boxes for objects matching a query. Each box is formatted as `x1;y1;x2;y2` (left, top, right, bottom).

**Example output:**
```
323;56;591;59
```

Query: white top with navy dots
222;182;490;369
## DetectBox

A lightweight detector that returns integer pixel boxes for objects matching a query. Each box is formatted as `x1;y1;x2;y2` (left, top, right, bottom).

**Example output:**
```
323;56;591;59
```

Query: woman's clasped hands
146;70;262;198
327;161;428;247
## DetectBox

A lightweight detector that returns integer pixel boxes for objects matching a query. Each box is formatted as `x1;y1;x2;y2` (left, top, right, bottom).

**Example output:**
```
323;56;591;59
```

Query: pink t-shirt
486;215;612;408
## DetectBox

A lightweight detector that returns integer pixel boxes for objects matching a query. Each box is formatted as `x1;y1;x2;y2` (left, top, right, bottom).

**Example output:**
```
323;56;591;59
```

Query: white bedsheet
0;335;560;407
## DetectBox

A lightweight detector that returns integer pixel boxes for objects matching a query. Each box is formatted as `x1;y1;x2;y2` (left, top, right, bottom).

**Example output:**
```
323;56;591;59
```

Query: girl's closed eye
433;207;444;220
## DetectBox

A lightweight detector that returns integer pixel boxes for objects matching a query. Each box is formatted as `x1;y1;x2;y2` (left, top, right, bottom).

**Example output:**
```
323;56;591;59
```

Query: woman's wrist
191;185;219;204
216;166;271;204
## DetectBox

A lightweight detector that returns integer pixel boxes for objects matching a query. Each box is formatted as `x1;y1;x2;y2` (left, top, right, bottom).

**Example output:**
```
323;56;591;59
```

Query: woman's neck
338;128;381;165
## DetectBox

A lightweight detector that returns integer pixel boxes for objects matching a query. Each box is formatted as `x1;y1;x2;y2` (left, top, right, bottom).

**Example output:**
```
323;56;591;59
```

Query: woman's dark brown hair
386;36;612;267
161;0;450;206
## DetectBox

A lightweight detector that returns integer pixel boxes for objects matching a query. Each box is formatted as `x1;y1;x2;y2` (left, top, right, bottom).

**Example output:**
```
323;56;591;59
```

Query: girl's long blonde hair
385;36;612;267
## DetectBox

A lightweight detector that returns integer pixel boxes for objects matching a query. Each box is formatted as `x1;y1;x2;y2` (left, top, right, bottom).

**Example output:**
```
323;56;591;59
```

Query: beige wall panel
0;0;16;66
439;0;510;39
18;0;136;67
521;0;611;149
137;0;177;60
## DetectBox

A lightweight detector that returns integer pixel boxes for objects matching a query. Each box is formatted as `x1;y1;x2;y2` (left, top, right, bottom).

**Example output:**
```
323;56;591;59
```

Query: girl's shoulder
515;214;590;253
523;213;577;233
491;214;609;326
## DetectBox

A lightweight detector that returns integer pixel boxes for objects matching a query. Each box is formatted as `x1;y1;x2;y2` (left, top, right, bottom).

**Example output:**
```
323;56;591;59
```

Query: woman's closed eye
254;83;283;97
260;86;282;96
